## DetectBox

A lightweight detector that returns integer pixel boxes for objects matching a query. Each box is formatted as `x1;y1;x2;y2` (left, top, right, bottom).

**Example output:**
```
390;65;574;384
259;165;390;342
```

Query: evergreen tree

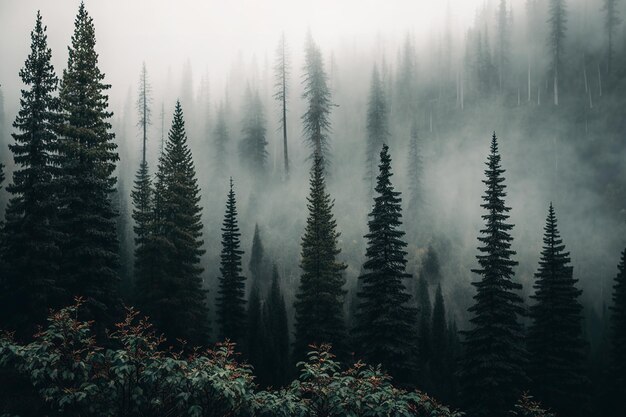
246;282;266;380
56;2;120;327
135;101;209;346
416;275;432;387
217;178;247;345
496;0;510;92
301;33;334;165
353;144;418;382
132;63;153;288
527;203;587;417
406;121;423;216
273;32;290;179
293;154;347;362
239;86;268;175
395;34;417;122
0;12;62;339
430;284;449;400
459;133;526;417
548;0;567;105
365;65;389;195
265;264;290;387
213;102;229;176
421;245;442;284
603;0;621;75
611;248;626;414
249;224;269;290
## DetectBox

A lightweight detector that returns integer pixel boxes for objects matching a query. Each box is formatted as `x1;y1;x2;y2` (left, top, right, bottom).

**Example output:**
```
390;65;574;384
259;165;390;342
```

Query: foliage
0;301;463;417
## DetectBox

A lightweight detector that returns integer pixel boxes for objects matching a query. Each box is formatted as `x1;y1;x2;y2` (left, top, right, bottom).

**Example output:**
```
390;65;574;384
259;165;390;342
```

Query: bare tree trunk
553;69;559;106
527;60;531;102
597;63;603;97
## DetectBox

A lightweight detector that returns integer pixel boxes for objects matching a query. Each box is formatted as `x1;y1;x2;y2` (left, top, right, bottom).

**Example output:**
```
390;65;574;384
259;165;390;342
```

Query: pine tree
603;0;621;75
527;203;587;417
56;2;120;327
0;12;62;339
406;121;423;216
132;63;153;287
246;282;266;380
249;224;269;290
273;32;290;179
265;264;290;386
496;0;510;92
548;0;567;105
135;101;209;346
217;178;247;345
421;246;442;284
460;133;526;417
416;275;432;387
611;248;626;414
239;86;268;175
430;284;449;400
354;144;418;382
302;33;334;165
213;102;229;176
365;65;389;196
293;154;347;362
395;34;417;122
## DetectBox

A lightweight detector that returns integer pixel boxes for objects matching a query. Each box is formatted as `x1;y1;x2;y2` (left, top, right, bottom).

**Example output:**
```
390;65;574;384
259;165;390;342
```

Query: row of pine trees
1;4;626;417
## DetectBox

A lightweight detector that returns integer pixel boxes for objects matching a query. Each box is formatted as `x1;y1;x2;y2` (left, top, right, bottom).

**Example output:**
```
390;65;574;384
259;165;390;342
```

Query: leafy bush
0;299;462;417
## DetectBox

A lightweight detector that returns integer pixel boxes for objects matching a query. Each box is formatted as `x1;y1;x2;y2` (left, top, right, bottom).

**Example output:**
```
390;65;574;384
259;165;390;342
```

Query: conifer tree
548;0;567;105
416;275;432;387
239;86;268;175
274;32;290;179
611;248;626;414
406;122;423;216
213;102;229;176
395;35;417;122
135;101;209;346
430;284;449;400
527;203;587;417
421;246;442;284
217;178;247;345
293;154;347;362
56;2;120;326
496;0;510;92
459;133;526;417
365;65;389;196
603;0;621;75
249;224;269;290
246;282;266;380
265;264;290;386
0;12;62;338
354;144;418;381
302;33;334;165
132;64;153;281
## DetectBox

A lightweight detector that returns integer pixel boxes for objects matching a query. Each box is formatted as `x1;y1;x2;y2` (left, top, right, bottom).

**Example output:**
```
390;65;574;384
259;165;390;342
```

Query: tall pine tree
611;248;626;415
265;264;290;386
365;65;389;196
56;2;120;327
239;86;268;175
460;133;526;417
302;33;333;165
416;275;431;386
293;153;347;362
353;144;418;382
0;12;62;339
527;203;587;417
135;101;209;346
274;32;290;179
216;178;247;345
430;284;451;401
548;0;567;105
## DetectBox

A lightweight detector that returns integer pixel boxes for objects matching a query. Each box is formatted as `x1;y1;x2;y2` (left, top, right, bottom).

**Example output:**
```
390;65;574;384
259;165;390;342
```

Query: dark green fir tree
353;144;418;382
248;223;266;288
239;86;268;176
135;101;209;346
0;12;62;339
216;178;247;345
365;64;389;195
459;133;526;417
293;153;347;362
430;283;450;401
527;203;587;417
416;275;431;386
246;282;266;380
611;248;626;415
265;264;290;386
302;33;333;165
56;2;120;328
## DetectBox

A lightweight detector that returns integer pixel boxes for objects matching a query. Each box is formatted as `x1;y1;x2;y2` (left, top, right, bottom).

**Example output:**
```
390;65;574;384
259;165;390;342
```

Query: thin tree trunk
597;63;603;97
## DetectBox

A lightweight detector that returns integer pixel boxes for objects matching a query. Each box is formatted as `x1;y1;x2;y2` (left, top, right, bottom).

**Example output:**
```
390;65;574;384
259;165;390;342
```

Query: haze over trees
1;1;626;416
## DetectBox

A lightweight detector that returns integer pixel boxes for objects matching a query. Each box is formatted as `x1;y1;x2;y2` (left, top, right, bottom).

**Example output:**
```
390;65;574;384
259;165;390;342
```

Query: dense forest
0;0;625;416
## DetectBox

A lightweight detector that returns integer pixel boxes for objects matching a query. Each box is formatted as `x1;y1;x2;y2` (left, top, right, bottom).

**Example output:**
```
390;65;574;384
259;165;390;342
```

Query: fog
1;0;625;335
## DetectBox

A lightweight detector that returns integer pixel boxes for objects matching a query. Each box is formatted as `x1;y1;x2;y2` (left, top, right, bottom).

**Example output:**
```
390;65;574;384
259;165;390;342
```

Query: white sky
0;0;486;110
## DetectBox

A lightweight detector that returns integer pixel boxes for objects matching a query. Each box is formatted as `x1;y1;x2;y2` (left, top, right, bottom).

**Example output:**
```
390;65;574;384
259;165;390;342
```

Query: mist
0;0;625;415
